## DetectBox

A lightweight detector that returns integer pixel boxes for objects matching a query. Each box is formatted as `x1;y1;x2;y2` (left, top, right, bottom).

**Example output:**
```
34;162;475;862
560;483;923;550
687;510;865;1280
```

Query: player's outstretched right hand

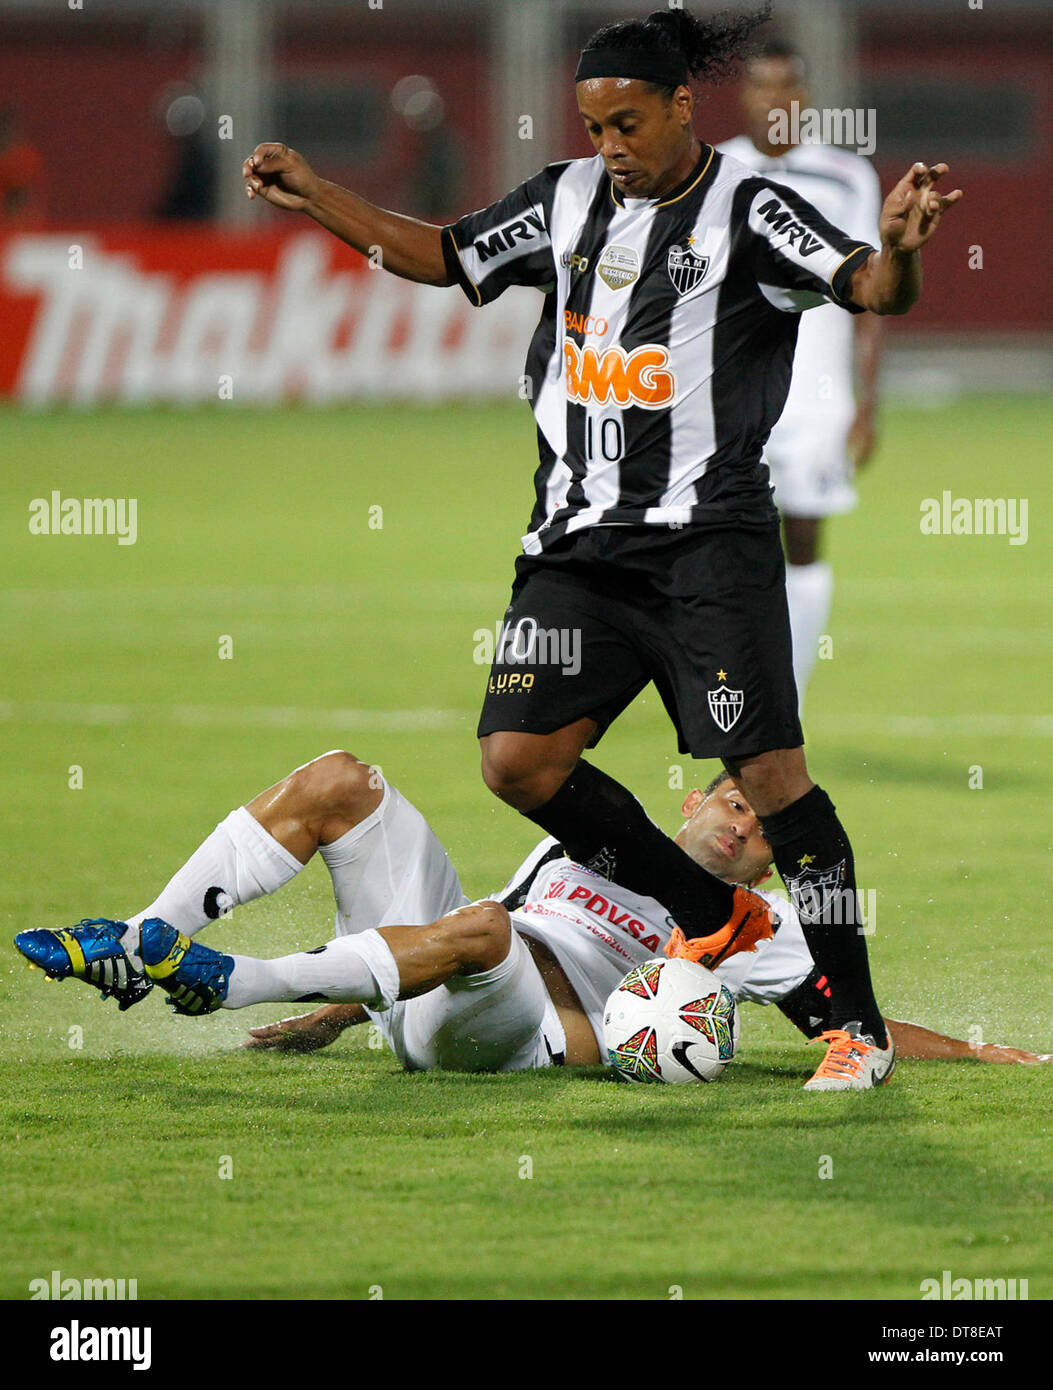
242;1006;350;1052
242;143;320;212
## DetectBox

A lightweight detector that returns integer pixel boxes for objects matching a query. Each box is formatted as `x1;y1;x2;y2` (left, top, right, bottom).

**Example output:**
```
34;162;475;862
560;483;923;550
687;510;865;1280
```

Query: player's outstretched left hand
880;162;963;253
972;1042;1053;1065
242;142;320;212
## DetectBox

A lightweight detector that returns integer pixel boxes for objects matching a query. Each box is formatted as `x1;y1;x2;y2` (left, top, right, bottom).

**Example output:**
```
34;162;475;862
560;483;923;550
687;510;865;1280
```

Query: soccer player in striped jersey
716;40;885;704
237;6;962;1089
15;752;1047;1078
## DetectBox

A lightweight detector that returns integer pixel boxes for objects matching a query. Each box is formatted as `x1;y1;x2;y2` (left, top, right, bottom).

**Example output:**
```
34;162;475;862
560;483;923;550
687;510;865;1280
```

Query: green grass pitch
0;394;1049;1301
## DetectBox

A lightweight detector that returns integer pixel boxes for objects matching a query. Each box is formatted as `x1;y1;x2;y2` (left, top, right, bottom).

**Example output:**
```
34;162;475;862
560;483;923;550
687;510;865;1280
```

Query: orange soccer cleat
803;1023;896;1091
663;886;775;969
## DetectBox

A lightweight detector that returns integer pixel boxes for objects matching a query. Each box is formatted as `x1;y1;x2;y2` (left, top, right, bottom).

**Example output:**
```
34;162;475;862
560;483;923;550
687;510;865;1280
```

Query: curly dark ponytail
583;4;774;92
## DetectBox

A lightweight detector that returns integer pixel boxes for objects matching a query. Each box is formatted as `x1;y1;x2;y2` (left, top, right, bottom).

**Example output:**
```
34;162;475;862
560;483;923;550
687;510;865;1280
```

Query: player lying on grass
16;753;1047;1082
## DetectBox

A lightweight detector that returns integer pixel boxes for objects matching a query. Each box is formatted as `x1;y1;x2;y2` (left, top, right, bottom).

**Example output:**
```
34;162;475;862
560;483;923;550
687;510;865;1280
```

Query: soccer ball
603;957;739;1084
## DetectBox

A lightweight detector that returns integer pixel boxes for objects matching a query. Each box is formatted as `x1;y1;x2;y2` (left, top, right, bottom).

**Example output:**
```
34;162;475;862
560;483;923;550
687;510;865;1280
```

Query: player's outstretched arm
885;1017;1051;1064
848;162;963;315
242;142;451;286
242;1003;368;1051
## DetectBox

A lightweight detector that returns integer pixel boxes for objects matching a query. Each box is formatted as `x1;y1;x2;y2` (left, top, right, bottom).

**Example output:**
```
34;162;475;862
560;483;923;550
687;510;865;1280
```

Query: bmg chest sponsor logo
563;341;676;410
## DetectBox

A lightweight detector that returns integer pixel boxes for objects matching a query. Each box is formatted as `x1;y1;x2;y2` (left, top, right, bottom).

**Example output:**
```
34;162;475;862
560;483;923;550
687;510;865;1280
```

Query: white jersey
714;137;881;428
495;839;812;1052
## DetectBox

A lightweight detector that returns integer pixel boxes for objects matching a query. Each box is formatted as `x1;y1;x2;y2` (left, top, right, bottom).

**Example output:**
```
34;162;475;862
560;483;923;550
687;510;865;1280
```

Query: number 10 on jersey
584;413;625;465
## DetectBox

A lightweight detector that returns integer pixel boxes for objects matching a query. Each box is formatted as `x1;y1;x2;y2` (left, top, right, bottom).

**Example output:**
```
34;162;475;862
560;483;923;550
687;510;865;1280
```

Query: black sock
761;784;886;1043
777;966;834;1040
523;760;736;937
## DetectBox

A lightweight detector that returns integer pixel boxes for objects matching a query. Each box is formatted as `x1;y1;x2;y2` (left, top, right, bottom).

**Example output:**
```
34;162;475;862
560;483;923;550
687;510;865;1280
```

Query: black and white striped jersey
715;136;882;425
441;144;876;555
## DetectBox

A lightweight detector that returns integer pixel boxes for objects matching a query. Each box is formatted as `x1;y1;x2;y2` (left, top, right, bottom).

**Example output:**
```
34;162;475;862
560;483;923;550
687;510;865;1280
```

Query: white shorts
325;778;469;935
764;403;857;519
367;929;567;1073
327;777;566;1072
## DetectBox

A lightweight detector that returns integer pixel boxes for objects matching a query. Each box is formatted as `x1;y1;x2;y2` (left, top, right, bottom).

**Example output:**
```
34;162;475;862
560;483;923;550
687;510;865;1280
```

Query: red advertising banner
0;228;540;406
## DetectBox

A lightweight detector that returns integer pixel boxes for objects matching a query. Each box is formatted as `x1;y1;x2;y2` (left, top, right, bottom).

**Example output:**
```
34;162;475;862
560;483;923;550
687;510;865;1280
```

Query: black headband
575;45;690;88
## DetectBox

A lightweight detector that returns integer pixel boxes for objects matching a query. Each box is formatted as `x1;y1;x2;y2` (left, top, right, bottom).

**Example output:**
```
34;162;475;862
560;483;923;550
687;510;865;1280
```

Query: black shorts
477;523;803;760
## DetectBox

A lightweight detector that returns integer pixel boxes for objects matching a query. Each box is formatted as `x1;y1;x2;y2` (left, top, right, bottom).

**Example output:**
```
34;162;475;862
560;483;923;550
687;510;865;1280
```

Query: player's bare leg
244;937;603;1063
244;750;382;864
140;899;506;1014
480;719;598;811
480;723;774;956
723;745;813;816
143;895;605;1073
725;744;893;1088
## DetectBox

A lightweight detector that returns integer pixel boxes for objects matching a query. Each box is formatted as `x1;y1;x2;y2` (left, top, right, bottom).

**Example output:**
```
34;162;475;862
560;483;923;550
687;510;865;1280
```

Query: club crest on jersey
667;243;710;295
707;683;744;732
596;243;640;290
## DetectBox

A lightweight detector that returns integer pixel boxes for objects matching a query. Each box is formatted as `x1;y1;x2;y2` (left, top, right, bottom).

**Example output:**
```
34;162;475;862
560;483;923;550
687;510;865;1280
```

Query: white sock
785;561;834;707
122;807;303;968
223;929;400;1011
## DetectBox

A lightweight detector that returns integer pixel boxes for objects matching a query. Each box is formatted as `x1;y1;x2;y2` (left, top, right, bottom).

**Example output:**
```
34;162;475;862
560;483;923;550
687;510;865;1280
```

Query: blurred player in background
717;41;884;705
16;753;1048;1081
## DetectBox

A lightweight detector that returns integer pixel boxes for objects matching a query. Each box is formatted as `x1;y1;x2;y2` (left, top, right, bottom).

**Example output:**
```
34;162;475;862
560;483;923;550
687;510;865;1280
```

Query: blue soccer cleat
138;917;233;1015
14;918;153;1011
